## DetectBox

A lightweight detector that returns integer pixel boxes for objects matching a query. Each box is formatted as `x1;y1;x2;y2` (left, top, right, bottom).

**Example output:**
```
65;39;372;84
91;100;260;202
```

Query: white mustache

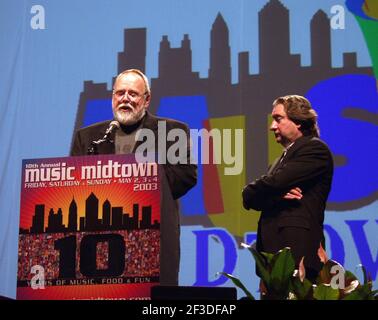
117;103;134;111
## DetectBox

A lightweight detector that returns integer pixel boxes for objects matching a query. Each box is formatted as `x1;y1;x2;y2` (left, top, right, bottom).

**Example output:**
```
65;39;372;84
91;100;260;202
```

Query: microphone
103;120;120;141
87;120;120;155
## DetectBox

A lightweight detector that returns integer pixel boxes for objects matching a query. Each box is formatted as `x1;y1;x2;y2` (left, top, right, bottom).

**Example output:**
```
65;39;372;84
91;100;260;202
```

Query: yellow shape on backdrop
363;0;378;19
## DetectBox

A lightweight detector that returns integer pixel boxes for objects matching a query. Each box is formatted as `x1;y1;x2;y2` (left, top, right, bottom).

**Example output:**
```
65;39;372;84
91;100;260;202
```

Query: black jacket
70;111;197;285
242;136;333;273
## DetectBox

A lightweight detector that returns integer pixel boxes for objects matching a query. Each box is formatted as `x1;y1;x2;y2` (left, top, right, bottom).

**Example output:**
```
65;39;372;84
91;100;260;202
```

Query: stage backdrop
0;0;377;298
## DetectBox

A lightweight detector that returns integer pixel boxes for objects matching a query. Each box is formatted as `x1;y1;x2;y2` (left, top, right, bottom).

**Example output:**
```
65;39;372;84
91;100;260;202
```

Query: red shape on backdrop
202;119;224;214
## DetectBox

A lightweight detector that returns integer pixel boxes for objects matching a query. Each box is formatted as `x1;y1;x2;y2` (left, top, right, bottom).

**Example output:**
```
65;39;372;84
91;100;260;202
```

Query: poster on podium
17;154;160;300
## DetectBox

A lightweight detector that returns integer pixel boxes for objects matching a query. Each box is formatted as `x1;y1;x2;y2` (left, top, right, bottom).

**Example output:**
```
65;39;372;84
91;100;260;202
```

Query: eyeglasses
112;89;147;101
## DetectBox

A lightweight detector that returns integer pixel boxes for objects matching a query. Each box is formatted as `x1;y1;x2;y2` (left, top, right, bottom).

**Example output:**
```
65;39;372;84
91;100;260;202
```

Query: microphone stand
87;127;117;155
87;140;101;155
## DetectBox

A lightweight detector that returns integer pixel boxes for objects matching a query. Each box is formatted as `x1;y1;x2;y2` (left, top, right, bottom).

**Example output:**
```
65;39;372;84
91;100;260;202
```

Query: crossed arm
242;139;331;211
283;187;303;200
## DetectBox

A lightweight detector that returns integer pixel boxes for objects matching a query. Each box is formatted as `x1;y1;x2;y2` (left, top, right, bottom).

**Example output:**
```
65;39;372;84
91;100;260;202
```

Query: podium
16;154;177;300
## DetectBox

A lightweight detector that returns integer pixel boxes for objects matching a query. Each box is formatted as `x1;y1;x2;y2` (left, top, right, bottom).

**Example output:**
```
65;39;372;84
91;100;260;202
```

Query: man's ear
144;94;151;108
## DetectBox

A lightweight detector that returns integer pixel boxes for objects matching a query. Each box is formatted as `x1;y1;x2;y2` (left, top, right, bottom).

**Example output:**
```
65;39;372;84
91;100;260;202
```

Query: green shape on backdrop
355;15;378;80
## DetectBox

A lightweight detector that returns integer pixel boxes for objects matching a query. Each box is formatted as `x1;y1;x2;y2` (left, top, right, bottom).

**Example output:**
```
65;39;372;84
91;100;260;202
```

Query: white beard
113;107;146;126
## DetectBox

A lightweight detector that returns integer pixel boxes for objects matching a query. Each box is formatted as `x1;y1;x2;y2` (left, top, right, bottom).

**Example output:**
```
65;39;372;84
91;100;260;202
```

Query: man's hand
283;187;302;200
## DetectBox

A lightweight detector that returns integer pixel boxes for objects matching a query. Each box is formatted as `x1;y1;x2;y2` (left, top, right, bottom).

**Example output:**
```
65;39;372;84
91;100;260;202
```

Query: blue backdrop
0;0;377;298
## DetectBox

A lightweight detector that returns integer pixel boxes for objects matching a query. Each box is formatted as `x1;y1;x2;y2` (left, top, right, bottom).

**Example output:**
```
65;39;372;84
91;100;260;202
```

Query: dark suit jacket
242;136;333;274
70;111;197;285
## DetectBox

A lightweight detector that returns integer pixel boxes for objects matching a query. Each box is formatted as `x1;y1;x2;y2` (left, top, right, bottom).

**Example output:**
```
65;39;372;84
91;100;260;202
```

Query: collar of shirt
283;142;295;153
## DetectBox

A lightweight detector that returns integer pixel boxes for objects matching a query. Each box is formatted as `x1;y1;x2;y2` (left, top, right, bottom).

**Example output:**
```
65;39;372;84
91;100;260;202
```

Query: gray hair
114;69;151;96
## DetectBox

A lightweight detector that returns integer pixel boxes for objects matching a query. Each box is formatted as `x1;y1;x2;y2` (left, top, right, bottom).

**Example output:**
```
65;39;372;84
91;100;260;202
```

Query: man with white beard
112;69;149;130
70;69;197;286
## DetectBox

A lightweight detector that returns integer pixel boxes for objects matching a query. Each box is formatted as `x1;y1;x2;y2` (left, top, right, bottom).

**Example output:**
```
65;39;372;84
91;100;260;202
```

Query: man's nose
270;121;277;130
121;93;130;103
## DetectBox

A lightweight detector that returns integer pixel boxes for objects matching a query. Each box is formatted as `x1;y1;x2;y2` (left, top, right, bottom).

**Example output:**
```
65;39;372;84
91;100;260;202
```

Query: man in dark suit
71;69;197;285
242;95;333;281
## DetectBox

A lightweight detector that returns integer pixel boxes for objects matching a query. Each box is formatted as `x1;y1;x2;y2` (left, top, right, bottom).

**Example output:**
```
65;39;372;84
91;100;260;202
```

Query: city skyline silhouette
20;192;159;234
72;0;373;212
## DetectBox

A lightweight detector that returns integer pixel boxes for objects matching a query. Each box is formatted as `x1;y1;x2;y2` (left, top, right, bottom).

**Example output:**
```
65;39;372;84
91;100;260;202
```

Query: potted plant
220;243;378;300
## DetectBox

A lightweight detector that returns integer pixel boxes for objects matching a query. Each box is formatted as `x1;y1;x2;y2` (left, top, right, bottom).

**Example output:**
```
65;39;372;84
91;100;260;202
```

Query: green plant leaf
244;245;271;288
291;277;313;300
313;284;339;300
361;283;375;299
261;252;275;264
342;289;365;300
218;272;255;300
270;248;295;291
344;270;358;283
342;283;375;300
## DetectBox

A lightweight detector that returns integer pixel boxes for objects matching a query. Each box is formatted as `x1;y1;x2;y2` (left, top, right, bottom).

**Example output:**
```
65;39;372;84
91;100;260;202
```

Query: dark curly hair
273;95;320;137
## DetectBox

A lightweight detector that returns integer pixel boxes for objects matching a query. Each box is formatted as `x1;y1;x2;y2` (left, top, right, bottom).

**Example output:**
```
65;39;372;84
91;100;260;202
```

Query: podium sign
17;154;160;300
